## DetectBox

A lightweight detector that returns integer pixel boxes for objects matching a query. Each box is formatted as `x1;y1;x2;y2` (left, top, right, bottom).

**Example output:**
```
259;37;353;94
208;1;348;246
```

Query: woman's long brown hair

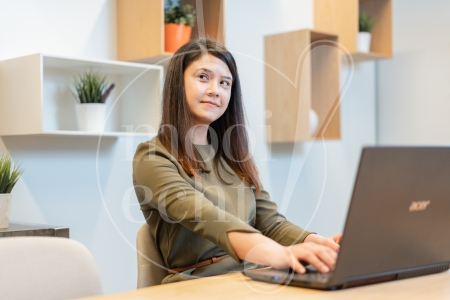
158;38;260;195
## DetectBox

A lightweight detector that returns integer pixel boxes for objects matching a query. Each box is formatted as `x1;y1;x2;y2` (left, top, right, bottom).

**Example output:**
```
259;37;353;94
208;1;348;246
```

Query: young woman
133;38;341;284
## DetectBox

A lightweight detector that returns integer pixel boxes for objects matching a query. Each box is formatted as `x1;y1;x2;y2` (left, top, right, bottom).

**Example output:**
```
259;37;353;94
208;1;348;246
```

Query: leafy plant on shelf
72;70;115;104
0;153;23;194
165;0;196;27
359;11;376;32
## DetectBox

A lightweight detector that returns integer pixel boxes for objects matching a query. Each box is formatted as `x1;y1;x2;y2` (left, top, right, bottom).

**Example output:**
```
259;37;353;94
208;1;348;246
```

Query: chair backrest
0;236;103;300
136;223;167;288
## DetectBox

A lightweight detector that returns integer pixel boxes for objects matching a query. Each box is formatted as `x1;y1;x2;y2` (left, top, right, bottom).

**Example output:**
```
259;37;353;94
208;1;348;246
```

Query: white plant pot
76;103;106;132
0;194;12;229
309;109;319;136
357;32;372;53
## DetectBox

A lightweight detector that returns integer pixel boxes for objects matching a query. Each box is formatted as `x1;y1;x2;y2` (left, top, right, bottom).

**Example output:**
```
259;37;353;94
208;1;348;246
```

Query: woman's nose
207;80;220;97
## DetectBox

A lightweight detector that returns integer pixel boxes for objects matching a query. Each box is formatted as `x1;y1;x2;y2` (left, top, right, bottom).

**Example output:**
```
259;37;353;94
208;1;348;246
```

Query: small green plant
0;153;23;194
165;0;196;27
72;70;115;104
359;11;376;32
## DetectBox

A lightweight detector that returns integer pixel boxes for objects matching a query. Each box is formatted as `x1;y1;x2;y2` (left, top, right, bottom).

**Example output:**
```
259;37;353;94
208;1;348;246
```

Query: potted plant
358;11;376;53
164;0;196;53
72;70;115;132
0;153;23;229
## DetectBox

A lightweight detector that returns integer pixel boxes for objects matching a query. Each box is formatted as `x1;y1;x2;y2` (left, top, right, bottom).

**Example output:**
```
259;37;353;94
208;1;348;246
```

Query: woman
133;38;341;284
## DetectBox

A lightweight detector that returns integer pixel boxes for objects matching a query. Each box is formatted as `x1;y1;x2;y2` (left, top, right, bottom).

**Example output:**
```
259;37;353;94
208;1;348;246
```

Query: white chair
0;236;103;300
136;223;167;288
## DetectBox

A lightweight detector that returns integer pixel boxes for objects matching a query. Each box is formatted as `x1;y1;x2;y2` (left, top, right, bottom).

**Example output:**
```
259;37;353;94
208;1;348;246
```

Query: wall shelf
314;0;392;62
265;29;341;143
6;131;158;139
117;0;226;64
0;54;163;137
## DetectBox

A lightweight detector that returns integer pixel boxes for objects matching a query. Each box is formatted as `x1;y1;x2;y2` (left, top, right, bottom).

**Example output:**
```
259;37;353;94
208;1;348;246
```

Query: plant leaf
72;69;113;104
0;153;24;194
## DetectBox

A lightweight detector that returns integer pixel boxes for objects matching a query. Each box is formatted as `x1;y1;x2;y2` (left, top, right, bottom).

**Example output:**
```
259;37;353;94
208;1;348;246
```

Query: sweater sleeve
132;141;260;263
254;187;313;246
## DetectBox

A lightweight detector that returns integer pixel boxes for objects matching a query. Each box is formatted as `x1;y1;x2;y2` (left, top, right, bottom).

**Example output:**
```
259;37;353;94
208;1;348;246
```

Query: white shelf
21;131;158;138
0;53;163;137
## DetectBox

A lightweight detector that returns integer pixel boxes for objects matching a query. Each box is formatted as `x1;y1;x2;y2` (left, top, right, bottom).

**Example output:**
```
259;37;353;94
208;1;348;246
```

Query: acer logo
409;200;430;211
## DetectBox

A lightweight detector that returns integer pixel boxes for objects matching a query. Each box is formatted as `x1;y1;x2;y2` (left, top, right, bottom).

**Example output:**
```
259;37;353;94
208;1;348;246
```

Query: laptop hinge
343;263;450;288
343;274;397;288
397;263;450;279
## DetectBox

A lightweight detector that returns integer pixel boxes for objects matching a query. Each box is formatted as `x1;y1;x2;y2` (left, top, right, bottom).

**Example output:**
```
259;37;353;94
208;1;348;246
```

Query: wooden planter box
117;0;225;64
314;0;392;62
265;29;341;143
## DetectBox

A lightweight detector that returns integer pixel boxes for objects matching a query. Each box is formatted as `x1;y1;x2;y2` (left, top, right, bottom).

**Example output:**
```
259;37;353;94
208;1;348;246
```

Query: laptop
245;147;450;290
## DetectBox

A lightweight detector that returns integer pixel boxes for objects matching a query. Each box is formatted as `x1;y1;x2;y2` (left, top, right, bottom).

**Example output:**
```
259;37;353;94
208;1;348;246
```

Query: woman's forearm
227;231;338;273
227;231;286;267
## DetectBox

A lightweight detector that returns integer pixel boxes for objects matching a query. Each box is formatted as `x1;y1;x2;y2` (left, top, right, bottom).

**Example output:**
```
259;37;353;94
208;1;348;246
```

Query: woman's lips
201;101;219;107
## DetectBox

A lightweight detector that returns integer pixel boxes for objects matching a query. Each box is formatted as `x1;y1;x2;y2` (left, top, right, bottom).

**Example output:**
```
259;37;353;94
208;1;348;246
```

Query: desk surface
81;271;450;300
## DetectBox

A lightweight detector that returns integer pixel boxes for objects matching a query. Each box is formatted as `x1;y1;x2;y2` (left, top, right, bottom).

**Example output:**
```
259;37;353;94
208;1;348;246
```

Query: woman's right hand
228;232;337;274
276;242;337;274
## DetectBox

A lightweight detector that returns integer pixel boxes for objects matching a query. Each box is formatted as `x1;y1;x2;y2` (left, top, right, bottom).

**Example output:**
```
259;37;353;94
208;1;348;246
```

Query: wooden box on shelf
265;29;341;143
314;0;392;62
117;0;225;64
0;53;162;137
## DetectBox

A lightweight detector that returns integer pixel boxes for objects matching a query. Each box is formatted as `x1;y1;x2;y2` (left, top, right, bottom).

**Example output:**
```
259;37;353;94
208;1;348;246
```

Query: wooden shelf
348;51;391;63
117;0;225;63
265;29;341;143
133;53;173;65
0;53;163;136
314;0;392;62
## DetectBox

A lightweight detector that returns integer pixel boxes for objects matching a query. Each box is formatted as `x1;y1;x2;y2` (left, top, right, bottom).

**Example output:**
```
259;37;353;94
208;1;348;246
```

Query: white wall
266;62;377;235
0;0;117;60
226;0;377;236
0;0;377;294
377;0;450;145
0;0;140;295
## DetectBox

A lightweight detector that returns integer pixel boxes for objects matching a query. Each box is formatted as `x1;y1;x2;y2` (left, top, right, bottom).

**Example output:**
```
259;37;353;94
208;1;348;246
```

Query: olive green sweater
132;137;312;284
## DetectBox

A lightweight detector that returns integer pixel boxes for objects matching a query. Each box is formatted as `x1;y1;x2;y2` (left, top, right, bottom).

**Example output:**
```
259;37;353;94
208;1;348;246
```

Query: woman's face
183;53;232;126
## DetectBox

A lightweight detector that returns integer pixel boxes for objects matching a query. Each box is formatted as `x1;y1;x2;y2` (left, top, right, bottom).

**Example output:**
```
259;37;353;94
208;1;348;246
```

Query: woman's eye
221;80;231;87
198;74;209;80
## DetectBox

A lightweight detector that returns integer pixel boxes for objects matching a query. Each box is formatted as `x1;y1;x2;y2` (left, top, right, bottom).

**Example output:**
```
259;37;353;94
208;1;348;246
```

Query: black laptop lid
331;147;450;285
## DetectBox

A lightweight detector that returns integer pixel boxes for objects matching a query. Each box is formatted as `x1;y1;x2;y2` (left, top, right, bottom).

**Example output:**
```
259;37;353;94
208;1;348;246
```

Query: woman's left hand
304;233;343;252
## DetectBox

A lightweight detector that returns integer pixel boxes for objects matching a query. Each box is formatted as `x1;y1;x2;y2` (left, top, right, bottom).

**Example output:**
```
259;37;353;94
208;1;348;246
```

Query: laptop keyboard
288;266;333;283
293;272;332;283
